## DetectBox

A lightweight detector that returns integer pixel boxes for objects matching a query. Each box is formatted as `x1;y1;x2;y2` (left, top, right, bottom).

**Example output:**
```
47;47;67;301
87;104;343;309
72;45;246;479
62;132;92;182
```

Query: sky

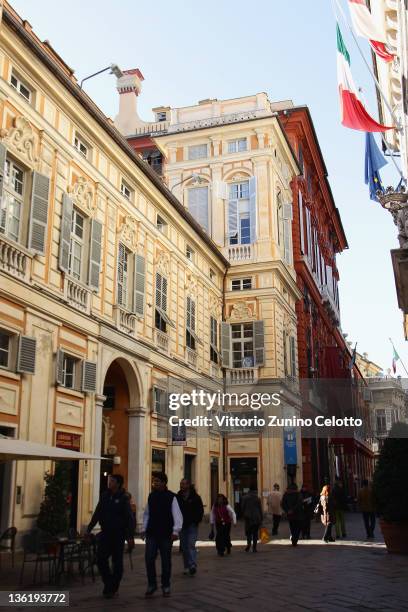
8;0;407;374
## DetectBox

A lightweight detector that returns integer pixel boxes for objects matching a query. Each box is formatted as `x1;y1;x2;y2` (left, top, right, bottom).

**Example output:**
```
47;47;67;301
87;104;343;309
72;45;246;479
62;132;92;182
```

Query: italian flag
337;24;392;132
348;0;394;62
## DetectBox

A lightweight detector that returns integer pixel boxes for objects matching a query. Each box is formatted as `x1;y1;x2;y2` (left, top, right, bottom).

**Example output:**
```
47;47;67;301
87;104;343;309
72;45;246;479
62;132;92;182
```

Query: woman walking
210;494;236;556
320;484;336;543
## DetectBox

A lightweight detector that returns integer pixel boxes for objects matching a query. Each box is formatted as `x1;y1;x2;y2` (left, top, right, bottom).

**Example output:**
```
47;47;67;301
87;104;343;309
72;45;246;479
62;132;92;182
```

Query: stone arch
222;168;252;182
99;353;146;408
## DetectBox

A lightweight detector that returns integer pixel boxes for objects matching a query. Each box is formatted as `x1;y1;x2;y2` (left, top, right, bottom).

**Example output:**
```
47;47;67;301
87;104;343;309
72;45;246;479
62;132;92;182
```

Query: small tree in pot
373;422;408;553
37;462;70;538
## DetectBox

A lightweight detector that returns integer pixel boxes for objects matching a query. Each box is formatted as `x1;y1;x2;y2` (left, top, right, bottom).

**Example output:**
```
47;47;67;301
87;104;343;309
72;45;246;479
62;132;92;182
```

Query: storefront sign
56;431;81;451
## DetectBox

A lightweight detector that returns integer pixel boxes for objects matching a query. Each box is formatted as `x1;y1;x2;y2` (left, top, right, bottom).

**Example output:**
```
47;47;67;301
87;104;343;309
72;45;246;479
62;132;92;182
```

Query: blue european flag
364;132;387;201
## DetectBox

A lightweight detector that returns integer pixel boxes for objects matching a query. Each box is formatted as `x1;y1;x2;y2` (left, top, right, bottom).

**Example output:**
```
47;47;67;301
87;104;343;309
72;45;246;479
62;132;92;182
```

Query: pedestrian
267;483;282;536
86;474;135;599
241;486;263;553
357;479;376;539
142;472;183;598
320;484;336;543
332;478;348;539
281;483;304;546
300;484;314;539
176;479;204;576
209;494;237;556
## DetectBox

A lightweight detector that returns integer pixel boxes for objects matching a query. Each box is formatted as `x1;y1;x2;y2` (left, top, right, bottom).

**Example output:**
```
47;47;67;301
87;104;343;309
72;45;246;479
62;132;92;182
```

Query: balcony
186;348;197;368
64;276;91;314
154;329;169;354
211;363;221;379
228;244;252;262
0;234;32;282
227;368;258;385
113;305;137;335
321;286;340;326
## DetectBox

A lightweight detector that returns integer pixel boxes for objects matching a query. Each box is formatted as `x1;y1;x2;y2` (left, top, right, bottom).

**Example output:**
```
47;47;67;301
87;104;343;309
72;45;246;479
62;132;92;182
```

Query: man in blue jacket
142;472;183;598
86;474;135;598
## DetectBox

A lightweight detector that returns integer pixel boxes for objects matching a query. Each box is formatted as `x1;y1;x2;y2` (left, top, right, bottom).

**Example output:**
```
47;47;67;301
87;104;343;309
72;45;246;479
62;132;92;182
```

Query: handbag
314;501;323;516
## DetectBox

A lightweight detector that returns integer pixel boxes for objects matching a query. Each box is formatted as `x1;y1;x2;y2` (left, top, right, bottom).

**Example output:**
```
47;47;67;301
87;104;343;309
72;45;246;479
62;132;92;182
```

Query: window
153;387;167;415
10;71;32;103
188;144;207;160
62;354;78;389
68;209;85;280
210;316;218;364
188;186;209;232
156;111;167;122
228;138;247;153
0;159;25;242
231;323;254;368
231;278;252;291
74;133;90;159
0;331;11;368
155;272;173;332
376;410;387;435
117;243;130;307
156;214;167;233
120;179;133;201
186;245;194;262
228;180;253;246
186;296;196;351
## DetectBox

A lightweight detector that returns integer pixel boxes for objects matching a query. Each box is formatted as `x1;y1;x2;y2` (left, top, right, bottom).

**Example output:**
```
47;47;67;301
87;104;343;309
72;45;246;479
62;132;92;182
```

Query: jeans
96;533;125;594
335;510;346;537
145;536;173;589
288;520;302;545
362;512;376;537
245;521;260;549
323;523;333;541
179;524;198;569
272;514;281;535
215;523;231;554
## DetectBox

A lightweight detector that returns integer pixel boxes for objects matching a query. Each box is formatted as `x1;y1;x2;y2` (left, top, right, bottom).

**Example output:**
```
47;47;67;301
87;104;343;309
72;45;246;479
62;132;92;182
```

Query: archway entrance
100;360;130;493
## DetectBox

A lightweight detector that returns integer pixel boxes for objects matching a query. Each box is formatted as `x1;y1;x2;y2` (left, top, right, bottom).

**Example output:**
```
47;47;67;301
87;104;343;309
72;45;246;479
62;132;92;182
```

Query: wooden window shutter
16;335;37;374
220;322;232;368
253;321;265;367
133;253;145;316
59;193;73;272
0;142;7;200
249;176;257;244
88;218;103;290
227;200;238;238
82;360;97;393
29;172;50;254
56;348;65;385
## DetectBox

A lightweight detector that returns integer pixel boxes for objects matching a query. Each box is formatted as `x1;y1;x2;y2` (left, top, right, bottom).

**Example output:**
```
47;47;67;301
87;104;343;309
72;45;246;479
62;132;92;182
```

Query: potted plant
37;462;70;551
373;422;408;553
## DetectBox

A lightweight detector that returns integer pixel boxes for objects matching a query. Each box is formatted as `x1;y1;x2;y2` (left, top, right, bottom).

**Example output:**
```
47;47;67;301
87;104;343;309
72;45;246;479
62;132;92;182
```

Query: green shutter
88;219;102;290
56;348;64;385
29;172;50;254
59;193;73;272
0;142;7;200
82;360;97;393
253;321;265;367
220;322;232;368
16;335;37;374
133;253;145;316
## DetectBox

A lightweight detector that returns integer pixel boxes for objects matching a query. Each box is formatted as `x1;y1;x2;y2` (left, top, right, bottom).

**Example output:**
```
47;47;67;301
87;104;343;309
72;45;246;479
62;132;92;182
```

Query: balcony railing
227;368;258;385
155;329;169;353
228;244;252;262
64;276;91;314
321;286;340;326
113;305;137;335
186;348;197;368
0;234;32;281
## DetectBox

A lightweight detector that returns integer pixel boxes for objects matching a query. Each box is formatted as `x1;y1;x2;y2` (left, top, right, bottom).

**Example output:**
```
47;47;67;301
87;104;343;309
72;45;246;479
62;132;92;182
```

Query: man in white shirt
142;472;183;599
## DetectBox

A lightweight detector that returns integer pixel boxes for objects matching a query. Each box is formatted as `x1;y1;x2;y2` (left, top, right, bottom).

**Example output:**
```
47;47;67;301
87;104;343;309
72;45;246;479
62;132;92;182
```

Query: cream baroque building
117;81;304;504
0;2;229;536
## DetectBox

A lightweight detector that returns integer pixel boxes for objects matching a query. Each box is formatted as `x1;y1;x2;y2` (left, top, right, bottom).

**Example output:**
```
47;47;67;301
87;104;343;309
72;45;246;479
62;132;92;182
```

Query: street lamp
80;63;123;89
170;173;205;193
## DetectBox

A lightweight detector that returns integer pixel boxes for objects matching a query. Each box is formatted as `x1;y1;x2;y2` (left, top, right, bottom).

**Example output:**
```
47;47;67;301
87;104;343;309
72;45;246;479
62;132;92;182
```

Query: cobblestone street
2;514;407;612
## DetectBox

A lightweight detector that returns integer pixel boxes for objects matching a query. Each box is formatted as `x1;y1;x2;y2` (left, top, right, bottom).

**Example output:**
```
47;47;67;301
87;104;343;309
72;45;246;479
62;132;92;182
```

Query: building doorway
55;431;81;530
0;426;15;533
184;454;196;484
230;457;258;518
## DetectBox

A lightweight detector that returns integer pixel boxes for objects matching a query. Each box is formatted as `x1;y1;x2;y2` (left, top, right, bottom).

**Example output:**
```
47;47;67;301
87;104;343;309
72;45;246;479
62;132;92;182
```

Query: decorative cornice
0;115;39;164
68;176;96;216
118;214;139;251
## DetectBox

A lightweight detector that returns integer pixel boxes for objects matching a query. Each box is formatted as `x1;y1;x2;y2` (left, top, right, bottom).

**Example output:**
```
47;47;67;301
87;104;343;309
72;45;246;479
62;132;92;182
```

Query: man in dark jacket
86;474;135;598
176;479;204;575
142;472;183;598
241;487;263;552
281;483;305;546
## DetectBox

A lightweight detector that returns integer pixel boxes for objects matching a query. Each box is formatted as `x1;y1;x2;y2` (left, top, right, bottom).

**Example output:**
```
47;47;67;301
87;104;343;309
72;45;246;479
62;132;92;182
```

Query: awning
0;437;107;462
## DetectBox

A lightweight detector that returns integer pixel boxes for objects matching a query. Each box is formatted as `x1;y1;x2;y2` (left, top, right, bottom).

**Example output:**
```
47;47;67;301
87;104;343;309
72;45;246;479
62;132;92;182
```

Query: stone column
92;394;106;509
127;406;147;528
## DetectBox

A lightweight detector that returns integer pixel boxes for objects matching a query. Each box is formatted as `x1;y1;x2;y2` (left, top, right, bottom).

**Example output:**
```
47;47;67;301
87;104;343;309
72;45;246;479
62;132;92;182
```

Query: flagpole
389;337;408;376
333;0;402;132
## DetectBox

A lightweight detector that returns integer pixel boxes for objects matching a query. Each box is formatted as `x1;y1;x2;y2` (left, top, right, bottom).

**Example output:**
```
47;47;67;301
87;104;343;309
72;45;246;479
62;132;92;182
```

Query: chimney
114;68;145;136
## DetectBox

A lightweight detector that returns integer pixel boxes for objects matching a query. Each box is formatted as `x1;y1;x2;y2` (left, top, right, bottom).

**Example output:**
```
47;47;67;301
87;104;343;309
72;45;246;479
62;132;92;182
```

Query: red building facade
279;106;374;494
